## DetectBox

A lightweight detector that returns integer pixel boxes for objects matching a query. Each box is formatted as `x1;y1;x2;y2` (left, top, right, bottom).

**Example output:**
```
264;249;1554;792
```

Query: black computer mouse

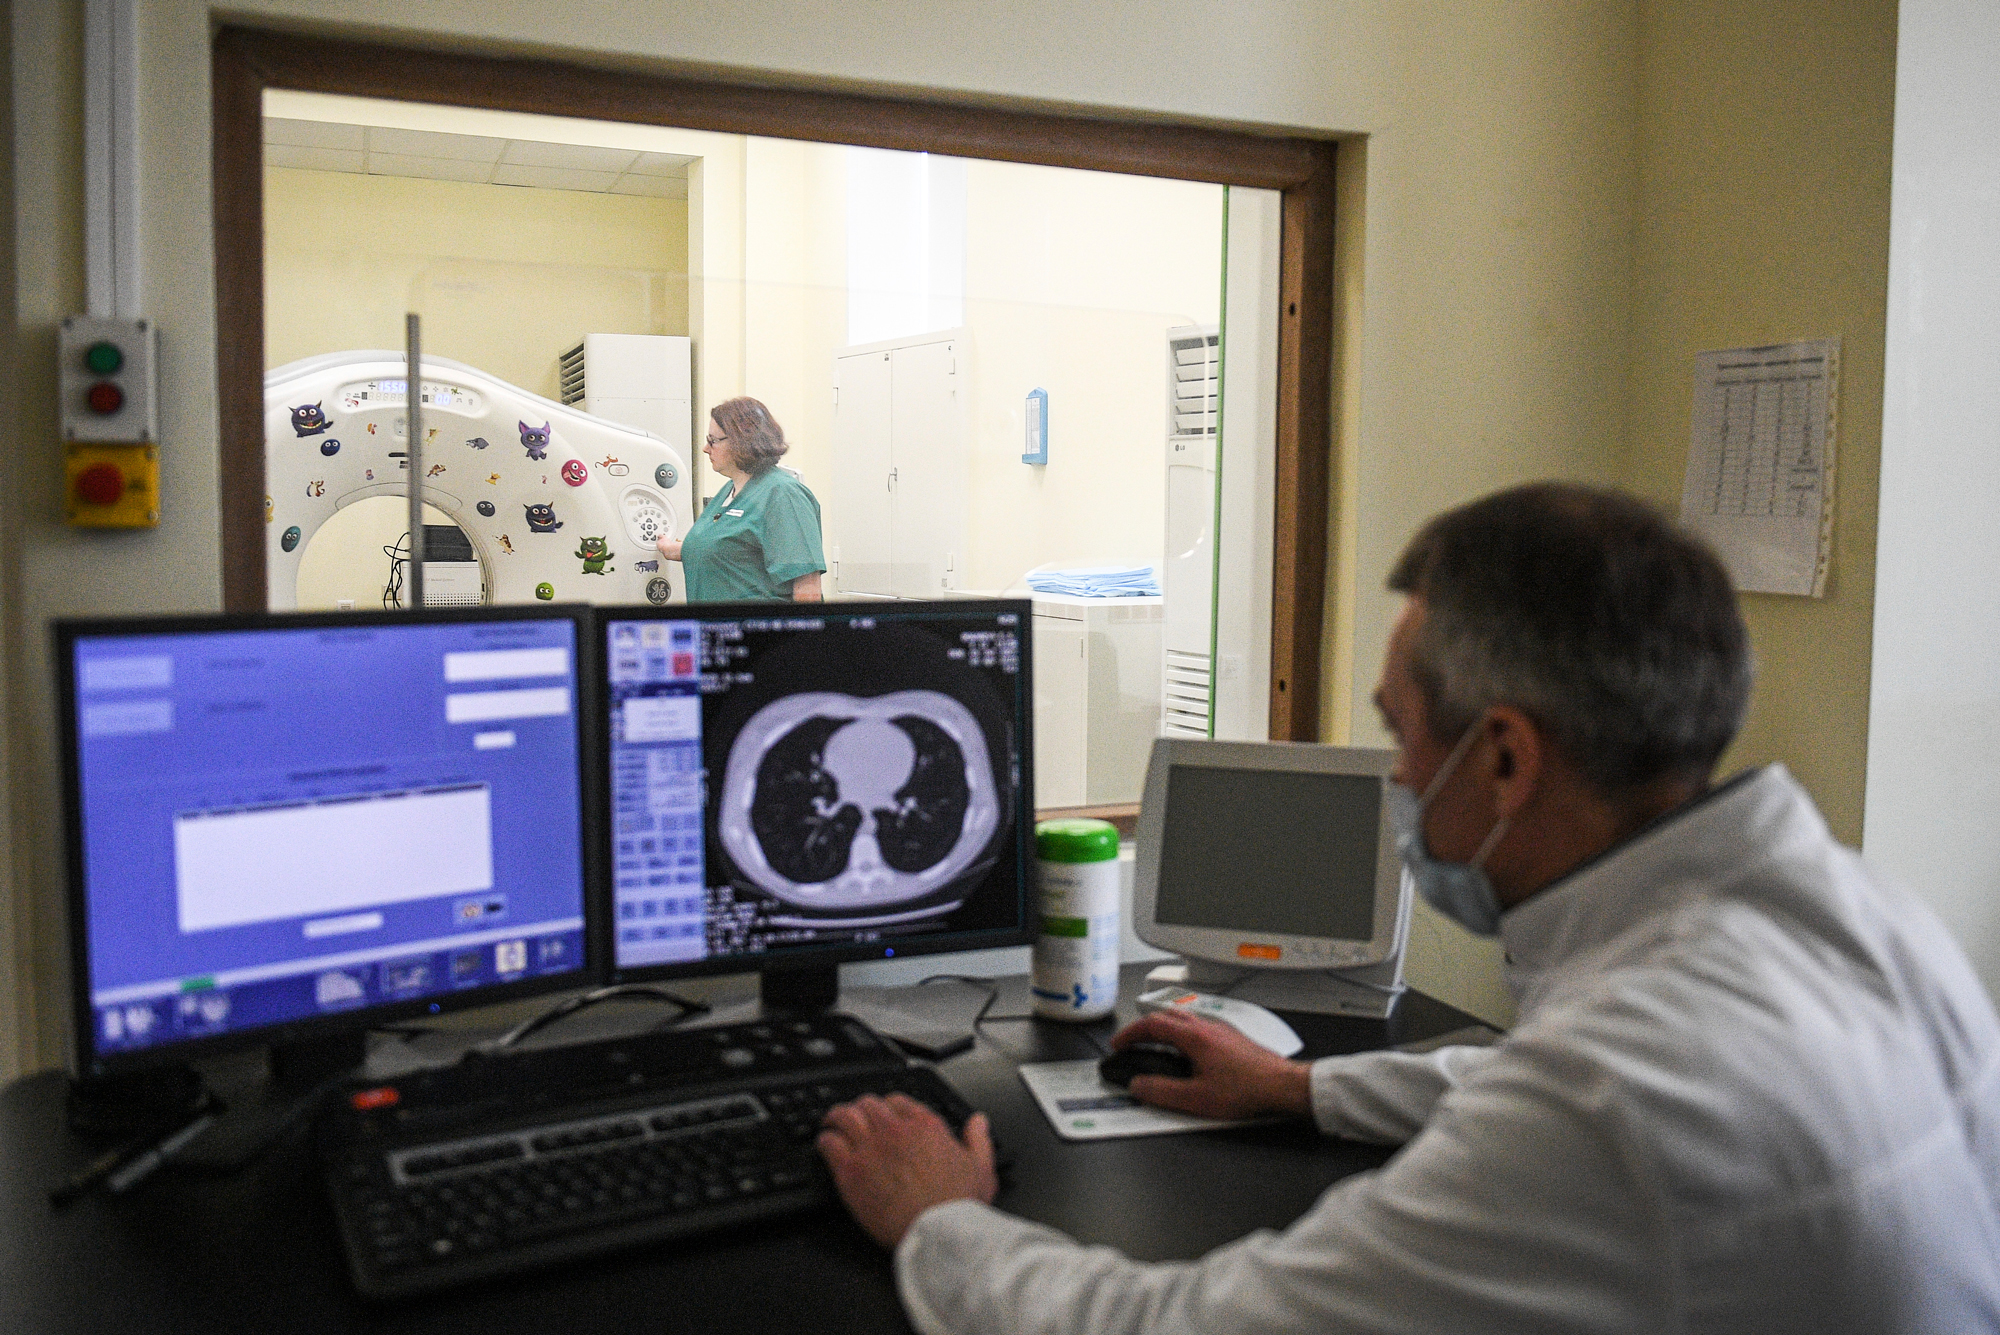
1098;1041;1195;1087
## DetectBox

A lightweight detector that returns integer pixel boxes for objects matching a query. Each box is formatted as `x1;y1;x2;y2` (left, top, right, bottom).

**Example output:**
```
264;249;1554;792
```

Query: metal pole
405;313;425;608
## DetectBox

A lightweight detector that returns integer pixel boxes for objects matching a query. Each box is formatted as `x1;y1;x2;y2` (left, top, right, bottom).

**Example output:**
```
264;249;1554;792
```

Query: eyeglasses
704;434;728;447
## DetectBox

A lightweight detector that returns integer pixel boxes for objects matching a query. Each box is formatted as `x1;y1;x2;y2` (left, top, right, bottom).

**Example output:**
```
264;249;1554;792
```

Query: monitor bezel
55;603;606;1079
1131;738;1406;971
594;599;1037;989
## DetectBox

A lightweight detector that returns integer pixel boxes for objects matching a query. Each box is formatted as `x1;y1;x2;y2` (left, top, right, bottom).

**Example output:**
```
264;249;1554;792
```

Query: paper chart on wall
1678;338;1839;597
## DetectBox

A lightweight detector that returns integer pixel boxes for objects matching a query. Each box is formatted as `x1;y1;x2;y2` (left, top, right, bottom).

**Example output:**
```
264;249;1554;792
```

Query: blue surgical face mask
1386;718;1512;937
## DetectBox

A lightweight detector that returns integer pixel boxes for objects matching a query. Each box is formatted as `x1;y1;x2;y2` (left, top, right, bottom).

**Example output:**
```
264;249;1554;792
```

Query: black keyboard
317;1013;979;1299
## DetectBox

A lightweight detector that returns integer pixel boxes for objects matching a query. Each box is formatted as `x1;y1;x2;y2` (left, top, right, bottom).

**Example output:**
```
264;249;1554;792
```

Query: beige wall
1622;0;1896;847
959;162;1222;590
264;168;690;400
20;0;1872;1070
727;143;1224;595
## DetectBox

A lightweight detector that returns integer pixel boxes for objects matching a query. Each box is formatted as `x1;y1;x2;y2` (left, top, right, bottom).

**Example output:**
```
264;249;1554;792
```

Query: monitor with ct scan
1131;738;1412;1017
598;600;1033;1010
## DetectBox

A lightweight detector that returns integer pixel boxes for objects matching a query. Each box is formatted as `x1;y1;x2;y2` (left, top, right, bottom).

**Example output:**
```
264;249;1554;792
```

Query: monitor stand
747;963;980;1059
1153;955;1407;1019
759;963;841;1014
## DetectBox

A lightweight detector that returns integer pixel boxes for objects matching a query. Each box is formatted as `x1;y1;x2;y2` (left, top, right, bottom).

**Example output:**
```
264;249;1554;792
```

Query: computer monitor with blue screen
57;607;595;1079
599;600;1033;1010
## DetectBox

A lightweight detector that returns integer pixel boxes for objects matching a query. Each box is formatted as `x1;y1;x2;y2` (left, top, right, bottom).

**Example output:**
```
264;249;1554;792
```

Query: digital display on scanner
1152;765;1379;941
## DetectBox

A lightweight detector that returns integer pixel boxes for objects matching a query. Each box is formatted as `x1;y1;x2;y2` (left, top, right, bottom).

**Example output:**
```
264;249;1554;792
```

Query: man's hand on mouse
1110;1010;1315;1121
818;1093;997;1249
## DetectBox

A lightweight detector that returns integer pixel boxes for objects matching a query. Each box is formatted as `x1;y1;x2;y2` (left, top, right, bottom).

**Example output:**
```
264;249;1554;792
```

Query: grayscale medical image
718;689;1000;914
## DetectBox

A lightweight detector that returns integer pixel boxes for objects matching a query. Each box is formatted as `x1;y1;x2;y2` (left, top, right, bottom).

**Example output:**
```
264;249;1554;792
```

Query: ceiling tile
501;141;640;173
611;174;689;199
367;127;506;162
265;144;367;173
368;153;497;184
627;152;697;178
263;118;367;151
492;163;621;192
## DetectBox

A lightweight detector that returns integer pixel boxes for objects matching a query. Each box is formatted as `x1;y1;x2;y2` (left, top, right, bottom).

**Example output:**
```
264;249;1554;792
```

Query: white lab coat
894;766;2000;1333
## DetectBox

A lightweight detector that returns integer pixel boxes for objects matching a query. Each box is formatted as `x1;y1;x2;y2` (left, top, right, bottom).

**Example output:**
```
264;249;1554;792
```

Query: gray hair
1386;483;1752;793
710;397;789;475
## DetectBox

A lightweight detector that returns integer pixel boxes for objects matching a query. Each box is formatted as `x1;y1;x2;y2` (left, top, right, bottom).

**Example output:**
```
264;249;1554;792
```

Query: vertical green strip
1208;187;1229;737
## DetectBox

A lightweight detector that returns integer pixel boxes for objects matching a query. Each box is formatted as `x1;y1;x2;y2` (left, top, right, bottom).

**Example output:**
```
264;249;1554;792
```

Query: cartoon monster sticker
320;439;340;457
264;495;273;523
523;503;563;534
476;500;495;517
635;559;659;573
574;536;614;575
534;582;555;601
427;463;446;478
518;421;551;461
365;468;375;481
280;525;302;553
366;423;378;435
487;473;502;486
426;428;439;443
466;437;490;450
306;480;325;498
561;459;588;487
497;534;515;554
655;462;678;489
290;402;330;436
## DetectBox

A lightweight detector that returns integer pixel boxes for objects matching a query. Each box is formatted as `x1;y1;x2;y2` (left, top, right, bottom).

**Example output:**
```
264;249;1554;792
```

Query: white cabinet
830;332;966;597
1031;594;1164;809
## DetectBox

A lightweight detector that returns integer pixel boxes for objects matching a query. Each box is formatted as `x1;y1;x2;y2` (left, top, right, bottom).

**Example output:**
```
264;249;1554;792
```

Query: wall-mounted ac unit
558;334;692;454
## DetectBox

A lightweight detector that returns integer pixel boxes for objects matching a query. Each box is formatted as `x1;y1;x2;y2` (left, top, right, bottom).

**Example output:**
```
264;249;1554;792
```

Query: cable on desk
167;1067;350;1178
911;975;1111;1053
481;984;712;1053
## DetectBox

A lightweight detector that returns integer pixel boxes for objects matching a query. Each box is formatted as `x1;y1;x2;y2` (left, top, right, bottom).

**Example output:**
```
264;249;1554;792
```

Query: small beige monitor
1131;739;1412;1017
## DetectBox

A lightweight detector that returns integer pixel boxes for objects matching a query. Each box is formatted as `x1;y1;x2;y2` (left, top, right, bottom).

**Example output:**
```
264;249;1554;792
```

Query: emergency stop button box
66;444;159;528
59;315;158;444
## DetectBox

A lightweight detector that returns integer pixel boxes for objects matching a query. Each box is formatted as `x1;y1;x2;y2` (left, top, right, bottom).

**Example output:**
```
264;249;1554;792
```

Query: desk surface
0;968;1478;1335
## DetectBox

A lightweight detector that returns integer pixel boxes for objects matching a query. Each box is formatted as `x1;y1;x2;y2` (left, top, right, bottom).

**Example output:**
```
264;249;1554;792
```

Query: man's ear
1478;705;1545;819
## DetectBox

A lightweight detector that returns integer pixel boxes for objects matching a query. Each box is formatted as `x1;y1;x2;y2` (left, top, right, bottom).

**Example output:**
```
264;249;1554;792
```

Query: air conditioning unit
558;334;692;452
1163;326;1219;738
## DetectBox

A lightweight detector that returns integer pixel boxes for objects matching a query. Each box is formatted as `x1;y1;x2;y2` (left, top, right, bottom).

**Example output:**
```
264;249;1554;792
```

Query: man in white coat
817;482;2000;1334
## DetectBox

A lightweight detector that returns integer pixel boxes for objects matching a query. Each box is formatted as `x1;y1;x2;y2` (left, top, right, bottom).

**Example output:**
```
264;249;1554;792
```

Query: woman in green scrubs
655;397;826;602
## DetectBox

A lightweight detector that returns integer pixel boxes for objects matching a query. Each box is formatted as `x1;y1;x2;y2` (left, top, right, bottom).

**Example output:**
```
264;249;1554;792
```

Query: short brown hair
709;397;789;475
1387;483;1752;792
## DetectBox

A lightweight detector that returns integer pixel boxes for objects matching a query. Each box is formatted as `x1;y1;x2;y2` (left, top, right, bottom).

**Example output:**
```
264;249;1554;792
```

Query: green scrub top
680;468;826;602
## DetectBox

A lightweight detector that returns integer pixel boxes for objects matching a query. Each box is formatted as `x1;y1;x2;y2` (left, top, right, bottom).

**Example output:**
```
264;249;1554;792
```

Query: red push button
87;382;124;415
75;462;125;506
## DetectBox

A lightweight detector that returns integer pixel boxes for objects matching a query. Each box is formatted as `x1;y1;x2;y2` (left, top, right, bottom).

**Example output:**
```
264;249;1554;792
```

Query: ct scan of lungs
717;690;1000;917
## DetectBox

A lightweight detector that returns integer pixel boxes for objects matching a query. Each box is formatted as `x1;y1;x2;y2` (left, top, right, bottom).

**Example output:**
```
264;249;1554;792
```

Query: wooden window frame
212;27;1336;740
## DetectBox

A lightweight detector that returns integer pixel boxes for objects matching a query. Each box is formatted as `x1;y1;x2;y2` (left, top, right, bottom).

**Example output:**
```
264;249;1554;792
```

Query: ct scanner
264;352;693;610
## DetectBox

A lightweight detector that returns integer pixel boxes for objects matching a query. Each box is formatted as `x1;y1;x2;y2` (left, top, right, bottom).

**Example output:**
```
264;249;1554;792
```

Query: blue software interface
71;617;587;1057
606;608;1027;971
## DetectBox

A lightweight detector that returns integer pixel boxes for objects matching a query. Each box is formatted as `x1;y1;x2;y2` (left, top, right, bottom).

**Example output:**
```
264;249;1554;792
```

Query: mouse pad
1017;1060;1266;1141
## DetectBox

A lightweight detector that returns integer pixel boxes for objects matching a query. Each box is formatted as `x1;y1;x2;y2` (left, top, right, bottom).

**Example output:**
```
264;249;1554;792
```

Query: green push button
85;341;123;374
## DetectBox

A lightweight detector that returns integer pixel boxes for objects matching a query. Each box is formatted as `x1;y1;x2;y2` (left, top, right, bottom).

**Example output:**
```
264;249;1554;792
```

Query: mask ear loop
1418;712;1513;869
1417;714;1488;807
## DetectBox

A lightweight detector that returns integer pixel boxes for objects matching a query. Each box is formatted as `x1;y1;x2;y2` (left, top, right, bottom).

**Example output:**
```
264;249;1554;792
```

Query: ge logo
646;577;672;605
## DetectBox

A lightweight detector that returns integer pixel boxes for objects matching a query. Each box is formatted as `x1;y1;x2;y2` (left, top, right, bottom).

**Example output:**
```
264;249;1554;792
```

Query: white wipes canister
1030;818;1122;1021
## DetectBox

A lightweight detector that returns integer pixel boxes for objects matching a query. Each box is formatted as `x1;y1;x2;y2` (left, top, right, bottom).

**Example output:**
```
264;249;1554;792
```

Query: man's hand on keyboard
817;1094;997;1248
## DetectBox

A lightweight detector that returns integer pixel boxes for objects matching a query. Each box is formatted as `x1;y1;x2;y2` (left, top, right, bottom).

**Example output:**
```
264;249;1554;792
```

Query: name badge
726;508;745;517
